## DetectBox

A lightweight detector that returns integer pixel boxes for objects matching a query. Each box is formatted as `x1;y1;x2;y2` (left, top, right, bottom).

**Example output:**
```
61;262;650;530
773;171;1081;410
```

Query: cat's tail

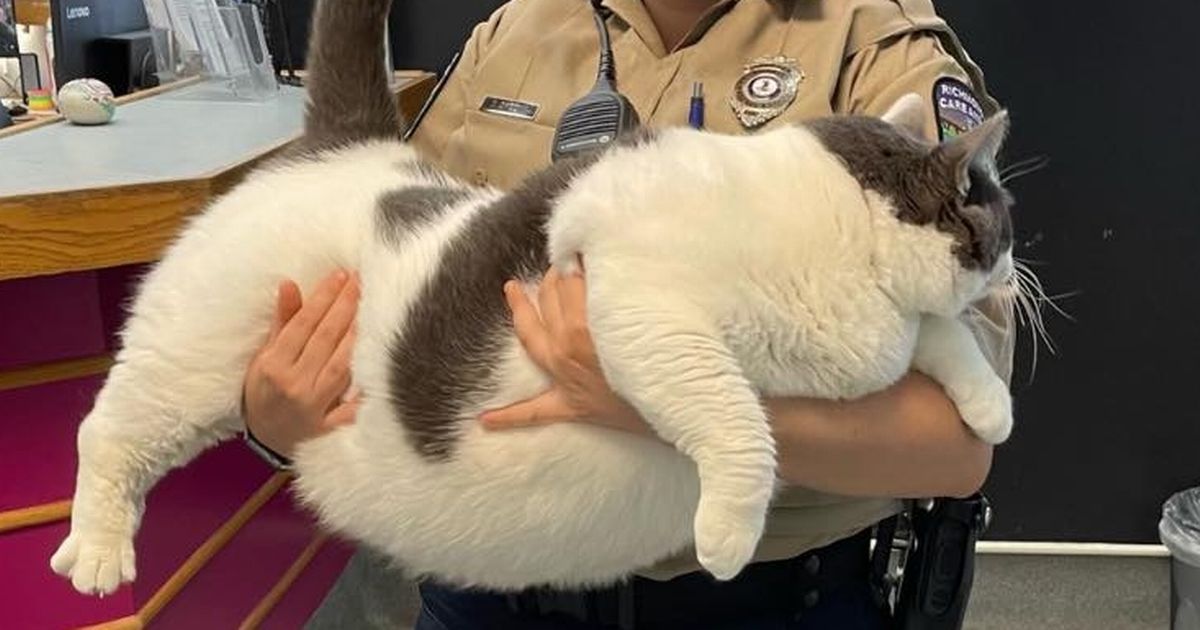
301;0;401;151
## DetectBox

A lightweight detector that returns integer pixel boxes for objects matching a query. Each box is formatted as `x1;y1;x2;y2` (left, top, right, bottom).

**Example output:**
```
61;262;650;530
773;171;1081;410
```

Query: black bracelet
243;427;294;471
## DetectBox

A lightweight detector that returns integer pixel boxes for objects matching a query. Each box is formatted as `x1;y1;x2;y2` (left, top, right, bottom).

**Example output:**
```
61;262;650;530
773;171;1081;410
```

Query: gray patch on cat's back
387;153;603;460
376;186;473;245
402;160;456;187
806;116;940;220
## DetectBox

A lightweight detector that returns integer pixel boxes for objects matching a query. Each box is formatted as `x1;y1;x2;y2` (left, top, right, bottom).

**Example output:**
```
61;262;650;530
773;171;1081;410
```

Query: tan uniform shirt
409;0;1014;579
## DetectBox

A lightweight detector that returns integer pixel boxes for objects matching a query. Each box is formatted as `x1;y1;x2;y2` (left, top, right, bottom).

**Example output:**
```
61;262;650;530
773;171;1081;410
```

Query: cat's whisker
1000;156;1050;185
1015;261;1076;323
1005;260;1069;384
1037;289;1081;302
1020;272;1056;353
1013;256;1048;267
1014;275;1042;381
1000;156;1048;177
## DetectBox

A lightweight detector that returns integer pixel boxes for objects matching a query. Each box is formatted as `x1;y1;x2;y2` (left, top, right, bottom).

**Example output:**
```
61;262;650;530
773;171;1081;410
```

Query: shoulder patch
933;77;984;141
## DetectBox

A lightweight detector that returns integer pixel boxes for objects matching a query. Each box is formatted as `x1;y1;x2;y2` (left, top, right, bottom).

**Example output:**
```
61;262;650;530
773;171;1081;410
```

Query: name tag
479;96;540;121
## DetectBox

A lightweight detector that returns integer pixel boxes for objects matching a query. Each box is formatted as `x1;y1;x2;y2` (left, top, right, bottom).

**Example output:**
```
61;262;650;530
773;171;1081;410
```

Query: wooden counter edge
0;72;435;282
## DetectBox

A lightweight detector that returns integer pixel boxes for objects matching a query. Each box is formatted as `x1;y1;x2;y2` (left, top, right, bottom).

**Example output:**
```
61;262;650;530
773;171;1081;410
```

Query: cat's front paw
957;382;1013;445
693;497;765;581
51;530;136;596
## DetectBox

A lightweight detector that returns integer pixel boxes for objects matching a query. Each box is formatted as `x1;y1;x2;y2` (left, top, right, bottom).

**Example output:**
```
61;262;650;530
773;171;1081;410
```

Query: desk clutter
2;0;286;134
8;77;116;127
3;79;115;132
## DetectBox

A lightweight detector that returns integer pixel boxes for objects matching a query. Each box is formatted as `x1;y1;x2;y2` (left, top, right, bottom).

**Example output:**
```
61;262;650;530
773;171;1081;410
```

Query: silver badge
729;56;804;129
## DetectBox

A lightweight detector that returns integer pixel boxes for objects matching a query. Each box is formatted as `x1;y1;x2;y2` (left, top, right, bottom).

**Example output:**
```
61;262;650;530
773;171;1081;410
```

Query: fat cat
51;0;1016;596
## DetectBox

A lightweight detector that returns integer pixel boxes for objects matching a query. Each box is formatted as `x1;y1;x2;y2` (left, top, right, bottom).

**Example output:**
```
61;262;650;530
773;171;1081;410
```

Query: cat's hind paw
694;499;765;581
51;531;136;596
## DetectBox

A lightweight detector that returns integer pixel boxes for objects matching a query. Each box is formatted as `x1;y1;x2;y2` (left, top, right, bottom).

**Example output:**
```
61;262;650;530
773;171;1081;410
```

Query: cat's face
808;95;1014;314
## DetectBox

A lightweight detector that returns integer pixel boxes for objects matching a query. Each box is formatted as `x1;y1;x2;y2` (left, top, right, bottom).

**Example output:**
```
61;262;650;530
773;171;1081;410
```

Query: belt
507;528;875;629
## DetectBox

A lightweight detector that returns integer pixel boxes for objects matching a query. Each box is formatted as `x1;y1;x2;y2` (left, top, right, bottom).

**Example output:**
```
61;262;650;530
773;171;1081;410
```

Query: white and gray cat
51;0;1016;596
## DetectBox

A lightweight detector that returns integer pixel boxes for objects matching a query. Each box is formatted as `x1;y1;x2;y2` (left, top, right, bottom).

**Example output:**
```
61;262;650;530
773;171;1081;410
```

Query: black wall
271;0;504;73
386;2;505;71
935;2;1200;543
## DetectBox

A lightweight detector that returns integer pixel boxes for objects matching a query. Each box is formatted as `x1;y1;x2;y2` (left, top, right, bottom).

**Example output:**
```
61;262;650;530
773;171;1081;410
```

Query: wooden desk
0;71;435;282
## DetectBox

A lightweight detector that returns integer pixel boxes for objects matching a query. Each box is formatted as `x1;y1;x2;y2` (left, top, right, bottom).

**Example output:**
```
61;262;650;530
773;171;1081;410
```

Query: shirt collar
602;0;741;57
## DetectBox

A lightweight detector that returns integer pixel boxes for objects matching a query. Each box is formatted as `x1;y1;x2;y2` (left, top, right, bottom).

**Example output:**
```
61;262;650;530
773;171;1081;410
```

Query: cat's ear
935;112;1010;195
880;93;926;138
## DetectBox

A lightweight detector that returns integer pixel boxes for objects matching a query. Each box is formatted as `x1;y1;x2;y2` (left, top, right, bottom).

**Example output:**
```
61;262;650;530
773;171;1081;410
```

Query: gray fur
376;187;474;246
386;154;602;459
300;0;401;153
806;116;1013;270
403;160;456;187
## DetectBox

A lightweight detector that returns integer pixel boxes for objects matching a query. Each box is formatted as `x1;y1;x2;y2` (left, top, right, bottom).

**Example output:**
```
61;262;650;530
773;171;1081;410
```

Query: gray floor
966;555;1169;630
306;551;1173;629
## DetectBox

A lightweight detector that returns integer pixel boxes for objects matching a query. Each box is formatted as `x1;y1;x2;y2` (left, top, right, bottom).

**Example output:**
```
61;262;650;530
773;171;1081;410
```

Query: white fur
51;122;1012;595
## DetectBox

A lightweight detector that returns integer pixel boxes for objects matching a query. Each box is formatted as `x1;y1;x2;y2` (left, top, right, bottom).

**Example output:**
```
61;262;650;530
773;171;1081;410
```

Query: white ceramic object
58;79;116;125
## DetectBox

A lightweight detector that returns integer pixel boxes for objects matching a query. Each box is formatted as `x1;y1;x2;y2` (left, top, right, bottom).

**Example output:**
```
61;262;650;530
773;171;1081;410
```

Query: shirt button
803;589;821;609
803;554;821;576
473;169;488;186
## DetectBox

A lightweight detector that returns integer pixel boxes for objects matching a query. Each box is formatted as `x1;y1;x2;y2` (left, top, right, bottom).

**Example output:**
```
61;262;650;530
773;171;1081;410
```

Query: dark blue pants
415;530;890;630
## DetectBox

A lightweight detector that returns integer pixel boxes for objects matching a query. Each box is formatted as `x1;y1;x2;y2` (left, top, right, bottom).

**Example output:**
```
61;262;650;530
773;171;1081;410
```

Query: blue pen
689;82;705;129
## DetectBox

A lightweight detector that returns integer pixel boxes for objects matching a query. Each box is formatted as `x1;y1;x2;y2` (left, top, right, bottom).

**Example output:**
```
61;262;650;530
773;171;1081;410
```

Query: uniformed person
242;0;1015;627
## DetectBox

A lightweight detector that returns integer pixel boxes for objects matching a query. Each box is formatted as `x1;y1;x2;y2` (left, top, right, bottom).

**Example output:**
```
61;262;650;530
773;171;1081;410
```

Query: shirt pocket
459;108;557;190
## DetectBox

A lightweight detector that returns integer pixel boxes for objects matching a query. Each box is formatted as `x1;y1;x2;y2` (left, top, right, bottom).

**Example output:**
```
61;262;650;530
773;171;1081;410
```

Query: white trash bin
1161;488;1200;630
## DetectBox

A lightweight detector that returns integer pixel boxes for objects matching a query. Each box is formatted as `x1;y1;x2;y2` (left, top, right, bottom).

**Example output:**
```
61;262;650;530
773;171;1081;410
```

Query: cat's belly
291;398;700;589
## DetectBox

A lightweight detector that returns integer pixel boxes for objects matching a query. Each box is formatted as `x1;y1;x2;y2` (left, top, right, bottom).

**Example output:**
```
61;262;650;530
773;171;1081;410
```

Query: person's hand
243;270;361;458
480;264;651;437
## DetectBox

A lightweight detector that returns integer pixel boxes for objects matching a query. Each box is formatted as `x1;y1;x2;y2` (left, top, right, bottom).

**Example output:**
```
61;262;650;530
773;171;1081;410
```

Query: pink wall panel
0;272;106;370
0;521;135;630
0;437;278;627
0;376;103;511
259;538;355;630
1;262;347;629
133;443;274;601
148;488;325;629
0;426;351;629
94;265;148;349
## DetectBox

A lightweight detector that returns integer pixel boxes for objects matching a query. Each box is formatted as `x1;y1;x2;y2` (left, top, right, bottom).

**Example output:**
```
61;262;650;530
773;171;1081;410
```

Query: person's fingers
274;270;350;362
268;280;303;343
479;390;574;430
314;324;356;409
557;266;591;343
505;281;554;370
537;268;565;340
297;275;360;378
322;398;360;431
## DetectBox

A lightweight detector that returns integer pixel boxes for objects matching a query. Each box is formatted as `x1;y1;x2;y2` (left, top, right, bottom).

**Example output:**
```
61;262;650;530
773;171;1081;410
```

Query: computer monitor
50;0;148;85
1;0;18;58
